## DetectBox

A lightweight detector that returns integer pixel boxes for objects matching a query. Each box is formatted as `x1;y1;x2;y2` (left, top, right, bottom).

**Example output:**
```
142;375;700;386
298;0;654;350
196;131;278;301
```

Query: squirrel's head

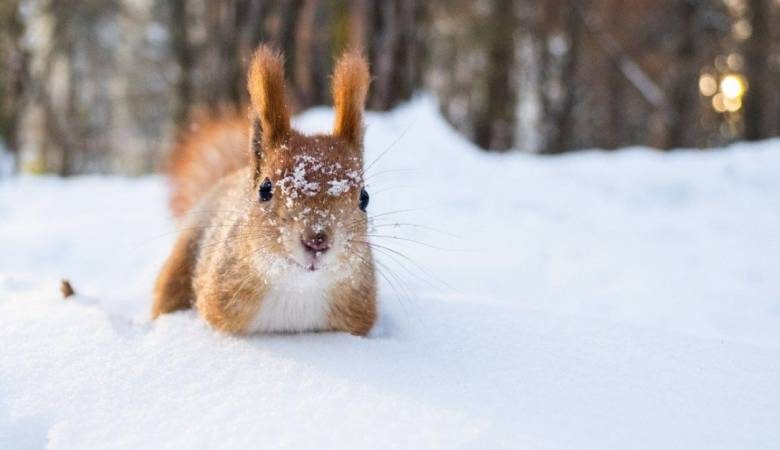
246;46;371;273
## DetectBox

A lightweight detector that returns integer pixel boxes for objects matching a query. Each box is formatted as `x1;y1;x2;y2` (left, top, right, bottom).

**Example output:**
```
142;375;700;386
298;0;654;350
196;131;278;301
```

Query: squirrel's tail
167;110;250;218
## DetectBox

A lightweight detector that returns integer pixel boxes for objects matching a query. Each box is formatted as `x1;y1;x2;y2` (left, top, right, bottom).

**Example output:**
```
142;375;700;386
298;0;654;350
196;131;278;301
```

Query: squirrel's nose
302;231;330;254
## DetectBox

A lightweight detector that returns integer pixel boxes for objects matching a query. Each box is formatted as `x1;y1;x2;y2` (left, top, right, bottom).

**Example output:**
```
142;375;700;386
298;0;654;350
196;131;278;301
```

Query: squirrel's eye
359;188;369;212
259;177;273;202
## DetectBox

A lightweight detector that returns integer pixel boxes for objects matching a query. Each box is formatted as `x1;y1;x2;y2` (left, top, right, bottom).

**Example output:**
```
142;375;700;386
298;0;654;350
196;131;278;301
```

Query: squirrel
151;45;377;336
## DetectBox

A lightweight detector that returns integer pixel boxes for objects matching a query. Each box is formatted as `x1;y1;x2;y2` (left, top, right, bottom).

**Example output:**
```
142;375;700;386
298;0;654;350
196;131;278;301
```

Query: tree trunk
665;0;697;149
0;0;28;166
550;1;582;153
743;0;770;140
604;0;624;150
169;0;193;126
473;0;518;151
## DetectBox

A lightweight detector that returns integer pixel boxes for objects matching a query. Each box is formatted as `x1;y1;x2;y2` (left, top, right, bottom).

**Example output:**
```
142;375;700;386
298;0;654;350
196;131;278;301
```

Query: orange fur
151;224;199;317
153;45;377;336
247;47;290;148
332;51;371;145
168;113;249;218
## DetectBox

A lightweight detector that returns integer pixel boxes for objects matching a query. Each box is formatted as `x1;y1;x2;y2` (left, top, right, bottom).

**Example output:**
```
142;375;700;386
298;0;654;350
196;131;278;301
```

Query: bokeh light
720;74;746;100
699;74;718;96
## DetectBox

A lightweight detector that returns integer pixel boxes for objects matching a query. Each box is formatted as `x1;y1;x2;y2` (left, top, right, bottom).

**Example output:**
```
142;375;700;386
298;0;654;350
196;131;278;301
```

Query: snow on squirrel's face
252;133;370;274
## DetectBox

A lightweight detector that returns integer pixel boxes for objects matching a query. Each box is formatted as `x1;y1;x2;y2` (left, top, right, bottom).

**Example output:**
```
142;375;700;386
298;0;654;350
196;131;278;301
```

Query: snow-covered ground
1;97;779;449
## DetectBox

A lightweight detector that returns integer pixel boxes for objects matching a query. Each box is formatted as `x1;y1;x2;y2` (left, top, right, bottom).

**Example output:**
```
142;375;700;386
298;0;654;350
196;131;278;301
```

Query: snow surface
1;97;780;449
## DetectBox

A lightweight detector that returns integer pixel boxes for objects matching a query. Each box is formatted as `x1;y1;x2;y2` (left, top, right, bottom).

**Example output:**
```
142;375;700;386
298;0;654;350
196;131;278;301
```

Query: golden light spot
733;19;752;41
723;96;742;113
720;74;746;100
712;93;727;113
726;53;744;71
699;74;718;96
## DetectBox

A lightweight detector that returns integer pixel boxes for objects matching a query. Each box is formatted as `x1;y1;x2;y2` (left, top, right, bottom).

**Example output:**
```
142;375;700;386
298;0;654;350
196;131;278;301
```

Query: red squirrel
152;45;377;336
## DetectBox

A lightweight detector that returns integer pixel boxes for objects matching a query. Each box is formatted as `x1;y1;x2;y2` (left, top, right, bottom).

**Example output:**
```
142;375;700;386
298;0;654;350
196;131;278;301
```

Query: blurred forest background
1;0;779;175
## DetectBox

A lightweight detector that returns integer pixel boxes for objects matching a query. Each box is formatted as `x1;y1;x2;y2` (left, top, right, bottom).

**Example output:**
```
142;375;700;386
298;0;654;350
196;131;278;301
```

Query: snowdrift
1;98;779;449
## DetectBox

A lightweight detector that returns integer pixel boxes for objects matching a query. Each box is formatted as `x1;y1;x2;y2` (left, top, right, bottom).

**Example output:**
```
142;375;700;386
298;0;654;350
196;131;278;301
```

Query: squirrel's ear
331;50;370;146
247;45;290;162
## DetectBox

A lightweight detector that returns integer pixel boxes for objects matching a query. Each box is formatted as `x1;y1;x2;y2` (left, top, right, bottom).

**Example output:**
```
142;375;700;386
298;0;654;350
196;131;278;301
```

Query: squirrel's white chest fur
247;263;337;333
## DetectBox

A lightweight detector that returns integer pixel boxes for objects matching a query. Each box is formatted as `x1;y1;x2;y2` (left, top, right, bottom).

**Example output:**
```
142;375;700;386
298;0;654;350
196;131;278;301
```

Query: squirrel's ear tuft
247;45;290;149
331;50;370;146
